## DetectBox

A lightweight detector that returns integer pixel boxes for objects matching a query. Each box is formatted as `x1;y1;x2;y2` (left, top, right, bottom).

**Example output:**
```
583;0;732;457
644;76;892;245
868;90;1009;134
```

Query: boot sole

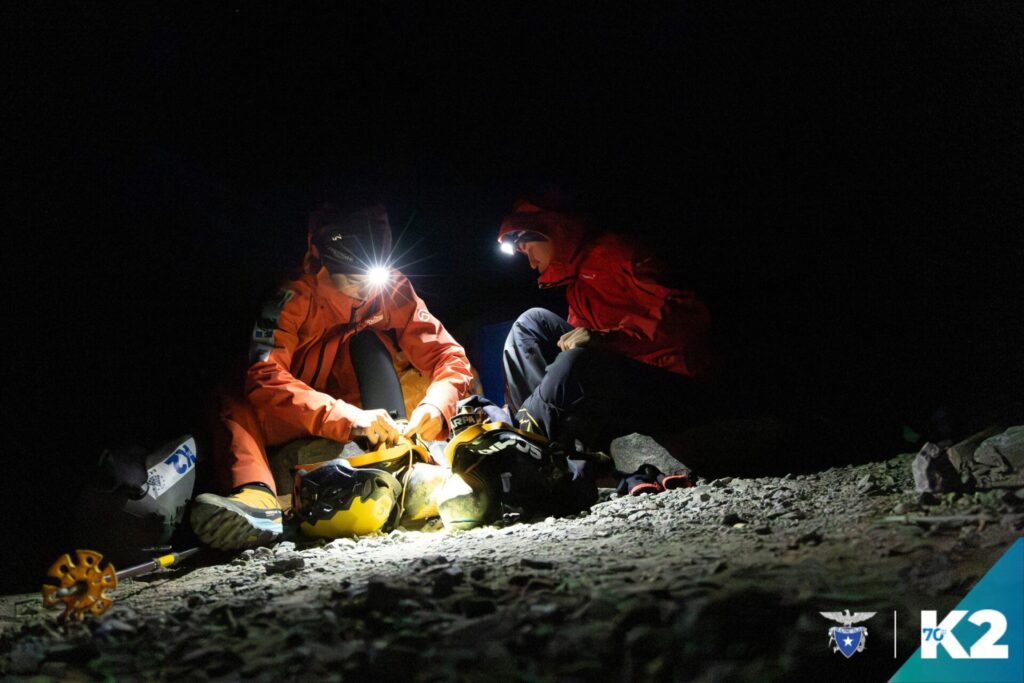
191;494;282;550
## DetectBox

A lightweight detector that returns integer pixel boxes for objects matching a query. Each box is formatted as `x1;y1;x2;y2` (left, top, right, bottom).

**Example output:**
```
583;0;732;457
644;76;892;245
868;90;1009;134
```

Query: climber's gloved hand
405;403;445;442
350;408;401;446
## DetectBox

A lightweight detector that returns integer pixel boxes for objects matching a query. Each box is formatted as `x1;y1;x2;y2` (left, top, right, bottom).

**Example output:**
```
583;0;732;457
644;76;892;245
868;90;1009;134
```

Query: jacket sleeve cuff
322;400;358;443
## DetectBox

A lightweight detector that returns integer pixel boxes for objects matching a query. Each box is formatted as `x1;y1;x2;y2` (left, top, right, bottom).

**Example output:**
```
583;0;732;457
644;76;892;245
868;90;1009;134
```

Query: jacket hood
497;199;587;287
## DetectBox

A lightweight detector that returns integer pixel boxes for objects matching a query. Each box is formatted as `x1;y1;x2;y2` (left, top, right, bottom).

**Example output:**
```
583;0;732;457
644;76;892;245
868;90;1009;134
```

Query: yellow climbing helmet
293;458;402;538
292;436;434;538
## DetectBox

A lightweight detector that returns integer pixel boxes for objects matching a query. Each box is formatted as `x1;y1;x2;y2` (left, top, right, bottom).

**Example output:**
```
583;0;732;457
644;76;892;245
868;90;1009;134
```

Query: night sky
5;4;1022;591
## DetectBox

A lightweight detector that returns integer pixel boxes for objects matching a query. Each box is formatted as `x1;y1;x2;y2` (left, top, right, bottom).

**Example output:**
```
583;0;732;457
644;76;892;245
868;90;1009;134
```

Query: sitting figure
192;202;474;549
496;197;734;482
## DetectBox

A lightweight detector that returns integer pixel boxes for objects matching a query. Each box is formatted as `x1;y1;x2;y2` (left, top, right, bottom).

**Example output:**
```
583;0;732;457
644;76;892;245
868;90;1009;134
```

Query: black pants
502;308;722;453
349;329;406;419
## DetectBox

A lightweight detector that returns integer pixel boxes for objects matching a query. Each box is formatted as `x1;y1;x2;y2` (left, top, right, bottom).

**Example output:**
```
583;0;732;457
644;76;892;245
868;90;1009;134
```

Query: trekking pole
42;548;200;622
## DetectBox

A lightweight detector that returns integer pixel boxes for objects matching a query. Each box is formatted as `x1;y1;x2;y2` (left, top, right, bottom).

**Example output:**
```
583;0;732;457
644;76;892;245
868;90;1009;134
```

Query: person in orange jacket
497;197;730;483
191;203;474;549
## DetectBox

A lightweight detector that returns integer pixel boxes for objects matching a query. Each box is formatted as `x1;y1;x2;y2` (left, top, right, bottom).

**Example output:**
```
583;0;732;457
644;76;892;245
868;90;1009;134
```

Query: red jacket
246;267;473;445
498;202;716;381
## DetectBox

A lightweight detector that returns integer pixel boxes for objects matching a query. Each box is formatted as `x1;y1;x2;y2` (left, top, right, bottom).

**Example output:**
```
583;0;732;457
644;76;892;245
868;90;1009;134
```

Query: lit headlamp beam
366;265;391;288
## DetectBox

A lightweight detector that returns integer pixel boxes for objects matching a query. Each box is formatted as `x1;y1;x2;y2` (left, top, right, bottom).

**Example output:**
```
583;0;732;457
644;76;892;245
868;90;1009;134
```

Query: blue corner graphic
891;538;1023;683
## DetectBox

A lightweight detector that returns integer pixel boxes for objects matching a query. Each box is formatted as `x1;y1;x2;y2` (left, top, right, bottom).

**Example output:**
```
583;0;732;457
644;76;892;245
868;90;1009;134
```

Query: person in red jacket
497;198;726;480
192;203;474;549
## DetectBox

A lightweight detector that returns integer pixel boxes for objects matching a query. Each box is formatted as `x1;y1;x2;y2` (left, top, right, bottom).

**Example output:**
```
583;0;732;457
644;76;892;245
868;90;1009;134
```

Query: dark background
4;3;1022;592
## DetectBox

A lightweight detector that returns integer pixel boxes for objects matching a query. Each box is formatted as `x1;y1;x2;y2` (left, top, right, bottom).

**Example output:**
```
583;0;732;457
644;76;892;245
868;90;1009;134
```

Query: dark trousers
502;308;721;453
349;329;406;419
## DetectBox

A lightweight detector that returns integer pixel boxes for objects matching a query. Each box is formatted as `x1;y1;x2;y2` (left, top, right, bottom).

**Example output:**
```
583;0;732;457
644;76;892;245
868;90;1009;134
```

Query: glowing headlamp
499;230;547;256
365;265;392;288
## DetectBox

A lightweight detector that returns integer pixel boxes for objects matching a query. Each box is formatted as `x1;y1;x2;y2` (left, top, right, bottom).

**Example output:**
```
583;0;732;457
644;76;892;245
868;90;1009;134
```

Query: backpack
437;397;597;528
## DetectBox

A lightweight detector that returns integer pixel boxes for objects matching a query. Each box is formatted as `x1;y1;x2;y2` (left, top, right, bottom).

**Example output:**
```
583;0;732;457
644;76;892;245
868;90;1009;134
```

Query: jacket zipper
308;337;329;389
308;300;379;389
538;274;576;289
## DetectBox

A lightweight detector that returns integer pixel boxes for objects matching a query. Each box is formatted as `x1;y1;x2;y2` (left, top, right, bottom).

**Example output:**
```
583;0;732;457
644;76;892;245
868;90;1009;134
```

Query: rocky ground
2;431;1023;682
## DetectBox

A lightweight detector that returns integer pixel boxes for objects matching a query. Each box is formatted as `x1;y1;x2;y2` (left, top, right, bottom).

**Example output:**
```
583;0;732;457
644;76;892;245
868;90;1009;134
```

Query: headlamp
365;265;391;288
499;231;546;256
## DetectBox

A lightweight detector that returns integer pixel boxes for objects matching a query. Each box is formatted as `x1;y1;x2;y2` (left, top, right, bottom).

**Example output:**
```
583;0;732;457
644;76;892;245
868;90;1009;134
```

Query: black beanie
311;204;393;274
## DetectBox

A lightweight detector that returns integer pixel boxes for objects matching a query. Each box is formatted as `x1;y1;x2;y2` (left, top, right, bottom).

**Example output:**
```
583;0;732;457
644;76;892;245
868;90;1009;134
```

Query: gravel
2;444;1021;681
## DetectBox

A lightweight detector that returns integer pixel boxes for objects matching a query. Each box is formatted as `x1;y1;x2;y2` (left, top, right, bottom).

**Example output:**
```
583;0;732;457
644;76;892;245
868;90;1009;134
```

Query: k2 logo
164;444;197;475
921;609;1009;659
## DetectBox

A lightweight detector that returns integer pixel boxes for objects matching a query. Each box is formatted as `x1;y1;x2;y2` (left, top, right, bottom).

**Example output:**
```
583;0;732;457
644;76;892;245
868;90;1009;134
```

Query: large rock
974;426;1024;471
610;433;682;475
912;442;962;493
947;425;1007;470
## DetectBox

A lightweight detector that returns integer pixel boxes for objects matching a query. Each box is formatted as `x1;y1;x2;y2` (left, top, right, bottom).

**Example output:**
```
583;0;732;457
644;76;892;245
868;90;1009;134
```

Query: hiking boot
617;464;665;496
616;464;693;496
657;469;693;489
190;485;283;550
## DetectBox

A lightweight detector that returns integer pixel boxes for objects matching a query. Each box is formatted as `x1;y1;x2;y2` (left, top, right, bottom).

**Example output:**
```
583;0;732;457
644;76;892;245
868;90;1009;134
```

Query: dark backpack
444;418;597;522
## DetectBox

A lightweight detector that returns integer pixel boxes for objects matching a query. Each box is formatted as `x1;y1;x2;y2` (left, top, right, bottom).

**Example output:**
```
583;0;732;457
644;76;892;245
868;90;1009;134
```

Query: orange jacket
246;267;473;443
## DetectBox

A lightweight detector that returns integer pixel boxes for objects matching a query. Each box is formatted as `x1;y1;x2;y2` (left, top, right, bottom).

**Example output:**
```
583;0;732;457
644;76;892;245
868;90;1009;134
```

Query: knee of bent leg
514;307;555;329
508;308;557;345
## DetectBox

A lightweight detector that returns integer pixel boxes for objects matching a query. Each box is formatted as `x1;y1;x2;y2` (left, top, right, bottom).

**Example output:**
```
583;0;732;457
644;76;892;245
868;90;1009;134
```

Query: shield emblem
834;627;863;658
